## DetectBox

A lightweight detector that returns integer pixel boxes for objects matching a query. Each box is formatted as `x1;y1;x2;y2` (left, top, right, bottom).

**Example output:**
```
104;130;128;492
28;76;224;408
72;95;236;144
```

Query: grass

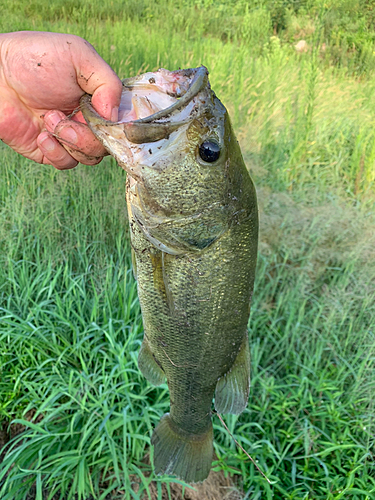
1;1;375;499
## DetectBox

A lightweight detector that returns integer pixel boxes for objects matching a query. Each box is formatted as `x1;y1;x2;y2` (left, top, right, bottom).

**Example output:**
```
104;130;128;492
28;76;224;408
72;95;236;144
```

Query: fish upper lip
80;66;209;128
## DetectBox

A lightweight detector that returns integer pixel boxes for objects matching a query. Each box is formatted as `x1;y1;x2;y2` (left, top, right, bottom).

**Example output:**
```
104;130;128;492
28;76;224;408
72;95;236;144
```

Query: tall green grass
1;1;375;499
1;155;374;499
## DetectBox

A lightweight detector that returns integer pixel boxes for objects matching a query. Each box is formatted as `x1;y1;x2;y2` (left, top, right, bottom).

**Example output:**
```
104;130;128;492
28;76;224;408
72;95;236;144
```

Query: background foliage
1;1;375;499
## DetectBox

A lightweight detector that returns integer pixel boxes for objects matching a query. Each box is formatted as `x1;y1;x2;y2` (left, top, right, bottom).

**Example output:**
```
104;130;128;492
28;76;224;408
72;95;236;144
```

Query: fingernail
39;134;56;152
59;126;78;145
111;106;119;122
44;111;64;131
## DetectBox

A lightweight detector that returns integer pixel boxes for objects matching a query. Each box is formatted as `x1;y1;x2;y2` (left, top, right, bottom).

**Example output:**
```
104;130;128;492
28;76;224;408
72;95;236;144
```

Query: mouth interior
117;69;194;123
118;89;178;122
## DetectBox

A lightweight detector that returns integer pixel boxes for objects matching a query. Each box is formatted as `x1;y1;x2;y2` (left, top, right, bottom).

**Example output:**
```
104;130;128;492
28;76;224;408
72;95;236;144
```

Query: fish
80;66;258;483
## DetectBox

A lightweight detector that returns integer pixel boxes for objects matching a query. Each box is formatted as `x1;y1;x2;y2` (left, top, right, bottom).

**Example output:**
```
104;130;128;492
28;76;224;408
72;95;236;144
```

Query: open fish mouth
80;66;209;152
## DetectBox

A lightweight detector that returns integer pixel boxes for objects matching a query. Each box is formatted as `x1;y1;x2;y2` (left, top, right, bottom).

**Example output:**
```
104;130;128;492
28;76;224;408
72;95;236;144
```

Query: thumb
91;79;122;122
73;38;122;121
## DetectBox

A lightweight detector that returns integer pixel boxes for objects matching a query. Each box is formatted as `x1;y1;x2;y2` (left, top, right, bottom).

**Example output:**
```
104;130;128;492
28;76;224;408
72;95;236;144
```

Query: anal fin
214;333;250;415
138;338;165;386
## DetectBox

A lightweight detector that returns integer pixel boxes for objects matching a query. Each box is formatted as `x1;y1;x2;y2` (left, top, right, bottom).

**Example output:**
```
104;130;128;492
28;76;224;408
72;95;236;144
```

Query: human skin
0;31;122;169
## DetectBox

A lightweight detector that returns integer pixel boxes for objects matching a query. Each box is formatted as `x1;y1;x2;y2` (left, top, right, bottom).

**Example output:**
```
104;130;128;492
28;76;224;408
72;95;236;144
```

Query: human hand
0;31;122;169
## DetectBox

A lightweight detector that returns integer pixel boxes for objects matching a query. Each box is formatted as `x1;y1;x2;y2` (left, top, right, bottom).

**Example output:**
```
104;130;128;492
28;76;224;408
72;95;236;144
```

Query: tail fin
151;413;213;483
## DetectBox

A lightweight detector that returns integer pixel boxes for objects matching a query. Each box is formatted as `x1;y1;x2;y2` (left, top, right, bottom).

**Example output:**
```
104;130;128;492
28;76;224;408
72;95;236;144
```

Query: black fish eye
198;141;221;163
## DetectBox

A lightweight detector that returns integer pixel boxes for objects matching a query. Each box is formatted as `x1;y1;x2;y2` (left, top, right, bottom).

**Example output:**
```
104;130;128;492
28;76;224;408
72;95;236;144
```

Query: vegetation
1;1;375;499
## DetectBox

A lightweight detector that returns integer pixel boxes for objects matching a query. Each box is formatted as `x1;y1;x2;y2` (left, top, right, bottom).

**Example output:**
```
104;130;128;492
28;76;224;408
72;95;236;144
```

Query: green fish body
81;67;258;483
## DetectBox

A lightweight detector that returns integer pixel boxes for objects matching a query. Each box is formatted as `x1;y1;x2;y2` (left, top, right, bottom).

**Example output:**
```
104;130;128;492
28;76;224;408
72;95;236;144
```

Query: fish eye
198;141;221;163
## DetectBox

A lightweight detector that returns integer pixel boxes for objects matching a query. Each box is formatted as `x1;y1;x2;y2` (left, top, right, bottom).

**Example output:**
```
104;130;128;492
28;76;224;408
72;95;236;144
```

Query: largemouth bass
80;66;258;483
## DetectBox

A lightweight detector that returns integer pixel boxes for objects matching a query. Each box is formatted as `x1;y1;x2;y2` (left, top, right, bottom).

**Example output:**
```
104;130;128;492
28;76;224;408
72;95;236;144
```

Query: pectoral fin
138;338;165;386
214;334;250;415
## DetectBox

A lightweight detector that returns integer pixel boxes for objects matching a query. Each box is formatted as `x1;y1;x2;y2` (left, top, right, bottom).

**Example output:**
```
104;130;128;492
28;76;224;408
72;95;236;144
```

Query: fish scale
81;66;258;483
